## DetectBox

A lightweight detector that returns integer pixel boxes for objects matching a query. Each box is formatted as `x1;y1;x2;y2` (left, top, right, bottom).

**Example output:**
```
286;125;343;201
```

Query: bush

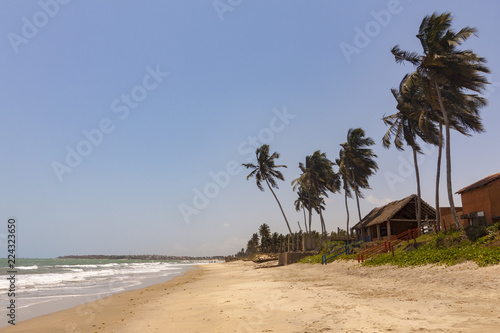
465;225;488;242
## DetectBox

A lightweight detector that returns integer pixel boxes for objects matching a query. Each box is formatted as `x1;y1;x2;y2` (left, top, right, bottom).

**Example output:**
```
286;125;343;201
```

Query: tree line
233;223;351;258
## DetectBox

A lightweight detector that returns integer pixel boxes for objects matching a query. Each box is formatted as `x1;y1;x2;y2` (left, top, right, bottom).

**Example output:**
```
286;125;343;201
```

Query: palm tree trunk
344;188;350;245
319;210;327;237
435;123;443;231
302;207;308;234
265;179;293;236
355;189;363;241
412;146;422;228
434;81;463;232
352;170;364;242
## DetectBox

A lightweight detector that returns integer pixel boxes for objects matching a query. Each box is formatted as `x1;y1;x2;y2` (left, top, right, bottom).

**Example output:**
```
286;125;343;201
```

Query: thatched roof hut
352;194;436;241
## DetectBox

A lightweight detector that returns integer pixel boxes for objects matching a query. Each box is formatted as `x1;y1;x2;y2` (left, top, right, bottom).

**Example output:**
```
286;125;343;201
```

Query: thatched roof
352;194;436;230
456;172;500;194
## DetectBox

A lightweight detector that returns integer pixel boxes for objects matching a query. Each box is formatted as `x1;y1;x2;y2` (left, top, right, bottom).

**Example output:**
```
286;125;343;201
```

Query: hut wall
440;207;465;230
461;179;500;225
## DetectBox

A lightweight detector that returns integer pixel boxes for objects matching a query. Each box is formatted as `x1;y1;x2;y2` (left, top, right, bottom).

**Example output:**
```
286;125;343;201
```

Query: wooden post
287;235;291;252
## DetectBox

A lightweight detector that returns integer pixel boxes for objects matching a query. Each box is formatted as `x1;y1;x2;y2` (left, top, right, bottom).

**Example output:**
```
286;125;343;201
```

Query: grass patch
300;224;500;267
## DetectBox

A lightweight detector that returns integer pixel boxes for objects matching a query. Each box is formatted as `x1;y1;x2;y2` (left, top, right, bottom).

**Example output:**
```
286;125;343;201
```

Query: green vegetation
301;224;500;267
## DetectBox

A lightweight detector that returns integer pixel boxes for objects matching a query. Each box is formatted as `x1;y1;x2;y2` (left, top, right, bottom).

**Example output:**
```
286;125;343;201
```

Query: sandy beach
2;260;500;332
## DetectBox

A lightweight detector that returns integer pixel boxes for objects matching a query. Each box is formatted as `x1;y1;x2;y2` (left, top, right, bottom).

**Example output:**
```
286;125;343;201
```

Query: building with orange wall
455;172;500;227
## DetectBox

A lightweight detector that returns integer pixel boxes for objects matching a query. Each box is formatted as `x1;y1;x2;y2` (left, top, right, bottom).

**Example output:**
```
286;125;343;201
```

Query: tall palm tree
294;187;309;234
243;144;293;236
383;73;439;228
292;151;340;237
336;154;352;244
400;71;485;231
339;128;378;241
392;12;489;230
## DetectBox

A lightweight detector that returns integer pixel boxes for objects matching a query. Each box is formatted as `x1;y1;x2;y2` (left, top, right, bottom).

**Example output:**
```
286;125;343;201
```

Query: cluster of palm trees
243;127;378;245
384;12;489;233
243;12;490;244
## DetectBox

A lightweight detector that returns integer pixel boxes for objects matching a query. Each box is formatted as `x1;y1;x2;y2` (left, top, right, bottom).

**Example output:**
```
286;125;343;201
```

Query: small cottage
352;194;436;241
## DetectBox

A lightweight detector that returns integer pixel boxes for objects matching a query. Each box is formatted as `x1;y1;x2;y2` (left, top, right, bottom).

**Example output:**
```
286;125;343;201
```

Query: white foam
16;265;38;270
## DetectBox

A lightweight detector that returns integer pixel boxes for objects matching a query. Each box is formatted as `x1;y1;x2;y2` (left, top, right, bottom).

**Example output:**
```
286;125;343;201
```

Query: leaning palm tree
292;151;340;237
294;187;309;234
336;154;352;244
400;72;485;231
339;128;378;241
392;12;490;230
383;73;439;228
243;144;293;236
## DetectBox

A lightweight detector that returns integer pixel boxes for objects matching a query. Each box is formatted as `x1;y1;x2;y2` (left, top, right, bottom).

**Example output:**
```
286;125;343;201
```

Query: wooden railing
322;241;362;265
357;228;421;263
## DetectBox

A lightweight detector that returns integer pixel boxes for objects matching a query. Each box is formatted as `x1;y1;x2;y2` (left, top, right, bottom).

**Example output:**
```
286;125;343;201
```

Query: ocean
1;258;205;327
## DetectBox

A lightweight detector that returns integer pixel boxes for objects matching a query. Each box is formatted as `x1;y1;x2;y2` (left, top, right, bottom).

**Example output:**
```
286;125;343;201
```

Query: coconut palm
292;151;340;237
392;12;490;230
383;73;439;228
400;72;485;230
243;144;293;236
258;223;271;252
336;154;352;244
294;187;309;234
339;128;378;241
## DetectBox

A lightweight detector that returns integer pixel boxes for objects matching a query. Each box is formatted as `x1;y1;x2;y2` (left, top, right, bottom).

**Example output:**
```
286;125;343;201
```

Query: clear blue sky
1;0;499;258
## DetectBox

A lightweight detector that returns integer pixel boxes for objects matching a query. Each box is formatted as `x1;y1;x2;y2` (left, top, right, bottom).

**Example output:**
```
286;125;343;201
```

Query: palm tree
383;73;439;228
294;187;309;234
292;151;340;237
336;154;352;244
246;233;260;255
243;144;293;236
258;223;271;252
392;12;490;230
339;128;378;241
399;72;485;231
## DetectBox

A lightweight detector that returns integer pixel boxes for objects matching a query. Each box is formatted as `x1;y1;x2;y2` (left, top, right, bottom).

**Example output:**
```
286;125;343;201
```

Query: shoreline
2;260;500;332
0;263;195;330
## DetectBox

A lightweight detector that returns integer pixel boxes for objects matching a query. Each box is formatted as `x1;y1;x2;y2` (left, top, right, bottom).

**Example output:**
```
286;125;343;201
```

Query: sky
0;0;499;258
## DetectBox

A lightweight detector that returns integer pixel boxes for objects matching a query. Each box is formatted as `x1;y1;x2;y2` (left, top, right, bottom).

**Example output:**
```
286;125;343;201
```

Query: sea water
0;258;203;327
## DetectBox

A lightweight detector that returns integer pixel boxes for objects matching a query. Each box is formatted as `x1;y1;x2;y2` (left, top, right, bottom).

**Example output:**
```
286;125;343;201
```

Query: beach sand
2;260;500;332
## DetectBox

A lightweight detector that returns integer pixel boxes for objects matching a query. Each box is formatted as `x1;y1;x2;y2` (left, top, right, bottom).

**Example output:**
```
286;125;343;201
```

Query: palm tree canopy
243;144;287;192
392;12;489;94
339;128;378;195
292;150;340;200
383;73;440;151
